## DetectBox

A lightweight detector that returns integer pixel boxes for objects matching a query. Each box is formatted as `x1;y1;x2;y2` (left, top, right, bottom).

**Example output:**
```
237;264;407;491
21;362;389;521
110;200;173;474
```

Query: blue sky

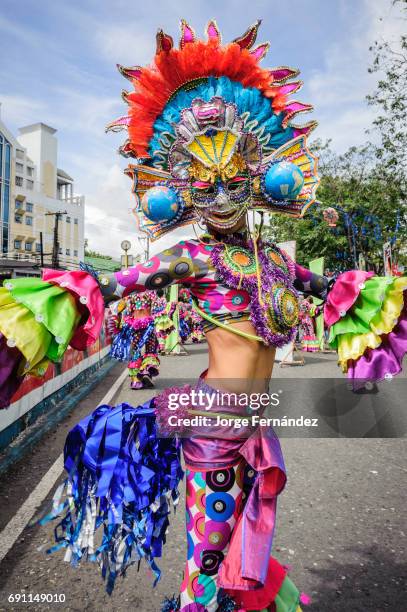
0;0;403;257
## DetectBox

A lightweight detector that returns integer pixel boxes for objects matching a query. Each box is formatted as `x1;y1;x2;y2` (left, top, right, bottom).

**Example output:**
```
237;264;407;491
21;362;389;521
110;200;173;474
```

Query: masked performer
190;307;205;344
111;290;174;388
298;297;319;352
152;290;176;353
1;19;406;612
178;288;205;344
178;288;193;343
110;292;160;388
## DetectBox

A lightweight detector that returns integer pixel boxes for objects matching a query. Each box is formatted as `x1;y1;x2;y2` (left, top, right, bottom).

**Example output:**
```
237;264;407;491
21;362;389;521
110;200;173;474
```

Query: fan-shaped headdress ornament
107;20;320;240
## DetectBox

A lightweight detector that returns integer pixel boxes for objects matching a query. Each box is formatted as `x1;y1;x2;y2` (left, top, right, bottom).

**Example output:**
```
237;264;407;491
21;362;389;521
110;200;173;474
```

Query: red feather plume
111;20;313;159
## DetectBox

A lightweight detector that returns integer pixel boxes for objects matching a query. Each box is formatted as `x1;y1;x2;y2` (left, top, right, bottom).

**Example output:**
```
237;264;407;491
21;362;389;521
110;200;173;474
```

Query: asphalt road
0;346;406;612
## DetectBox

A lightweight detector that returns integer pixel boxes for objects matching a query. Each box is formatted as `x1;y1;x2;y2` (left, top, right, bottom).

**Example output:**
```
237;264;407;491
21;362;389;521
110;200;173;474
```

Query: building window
26;179;34;190
14;214;22;223
25;216;33;226
74;250;78;257
58;247;62;254
66;216;71;223
25;242;32;252
15;200;23;209
16;162;24;173
15;176;23;187
14;239;22;249
26;202;33;212
16;149;24;160
36;242;41;253
66;248;70;256
26;166;34;177
74;218;78;225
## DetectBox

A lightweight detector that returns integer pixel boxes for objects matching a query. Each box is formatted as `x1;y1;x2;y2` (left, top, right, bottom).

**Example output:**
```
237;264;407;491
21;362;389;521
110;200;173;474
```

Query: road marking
0;366;127;564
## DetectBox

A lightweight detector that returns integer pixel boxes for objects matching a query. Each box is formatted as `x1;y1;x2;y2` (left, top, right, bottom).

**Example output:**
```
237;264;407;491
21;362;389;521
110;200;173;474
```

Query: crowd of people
109;287;205;389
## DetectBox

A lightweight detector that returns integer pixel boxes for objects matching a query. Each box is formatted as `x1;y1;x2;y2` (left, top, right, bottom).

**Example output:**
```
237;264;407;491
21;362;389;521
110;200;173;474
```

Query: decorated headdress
107;20;320;240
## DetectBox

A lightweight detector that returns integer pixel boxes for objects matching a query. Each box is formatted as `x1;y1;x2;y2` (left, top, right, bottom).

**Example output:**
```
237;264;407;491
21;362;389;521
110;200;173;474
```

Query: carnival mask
108;21;321;240
189;154;251;231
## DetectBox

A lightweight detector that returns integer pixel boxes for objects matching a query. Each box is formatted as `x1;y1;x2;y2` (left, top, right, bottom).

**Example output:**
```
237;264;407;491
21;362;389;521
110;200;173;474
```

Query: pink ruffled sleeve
42;269;105;350
324;270;374;327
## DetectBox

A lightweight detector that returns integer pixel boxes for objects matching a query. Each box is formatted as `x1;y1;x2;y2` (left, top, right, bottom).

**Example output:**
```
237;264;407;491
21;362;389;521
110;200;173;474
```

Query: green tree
367;0;407;174
263;2;407;274
84;237;113;260
262;140;406;273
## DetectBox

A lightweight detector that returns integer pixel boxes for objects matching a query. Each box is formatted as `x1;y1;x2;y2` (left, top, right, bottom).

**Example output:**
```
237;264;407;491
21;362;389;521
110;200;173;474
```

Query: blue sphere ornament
141;186;180;223
264;161;304;200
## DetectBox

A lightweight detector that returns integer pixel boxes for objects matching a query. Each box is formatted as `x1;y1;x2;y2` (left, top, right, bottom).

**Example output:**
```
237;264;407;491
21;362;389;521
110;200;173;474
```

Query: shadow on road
314;382;407;437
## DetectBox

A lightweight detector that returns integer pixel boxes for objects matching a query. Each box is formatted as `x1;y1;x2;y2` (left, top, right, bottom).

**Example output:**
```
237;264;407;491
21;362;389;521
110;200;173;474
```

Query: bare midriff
205;320;276;394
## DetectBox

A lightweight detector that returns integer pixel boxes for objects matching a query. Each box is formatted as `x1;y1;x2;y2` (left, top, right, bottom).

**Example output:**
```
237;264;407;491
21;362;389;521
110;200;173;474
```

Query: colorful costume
298;298;319;352
0;19;406;612
110;291;174;388
153;293;176;352
178;288;205;344
190;309;205;344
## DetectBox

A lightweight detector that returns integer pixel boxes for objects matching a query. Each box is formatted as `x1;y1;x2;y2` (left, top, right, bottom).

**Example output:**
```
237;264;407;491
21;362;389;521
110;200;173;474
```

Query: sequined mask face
189;154;252;231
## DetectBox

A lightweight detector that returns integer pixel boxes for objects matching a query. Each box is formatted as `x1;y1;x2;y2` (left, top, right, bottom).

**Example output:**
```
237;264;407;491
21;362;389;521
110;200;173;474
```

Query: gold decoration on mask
182;190;193;207
189;153;247;183
252;176;261;194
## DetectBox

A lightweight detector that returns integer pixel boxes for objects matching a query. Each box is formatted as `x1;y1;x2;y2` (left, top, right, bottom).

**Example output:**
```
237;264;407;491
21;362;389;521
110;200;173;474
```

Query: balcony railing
0;252;40;263
58;195;84;207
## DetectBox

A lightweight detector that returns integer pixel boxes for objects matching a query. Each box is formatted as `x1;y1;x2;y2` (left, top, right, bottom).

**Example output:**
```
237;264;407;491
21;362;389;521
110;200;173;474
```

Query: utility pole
138;235;150;262
39;231;44;267
45;210;67;269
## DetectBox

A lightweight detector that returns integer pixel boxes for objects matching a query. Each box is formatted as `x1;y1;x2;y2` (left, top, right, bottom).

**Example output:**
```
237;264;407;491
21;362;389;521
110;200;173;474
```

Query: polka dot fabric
180;464;244;611
100;238;329;321
180;463;257;611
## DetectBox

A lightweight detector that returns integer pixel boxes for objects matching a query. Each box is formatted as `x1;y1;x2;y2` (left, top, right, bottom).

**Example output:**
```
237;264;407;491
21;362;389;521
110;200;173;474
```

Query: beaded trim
210;236;299;346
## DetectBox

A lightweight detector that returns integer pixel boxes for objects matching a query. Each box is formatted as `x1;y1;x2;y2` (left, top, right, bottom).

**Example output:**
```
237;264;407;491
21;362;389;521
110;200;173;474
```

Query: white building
0;108;85;273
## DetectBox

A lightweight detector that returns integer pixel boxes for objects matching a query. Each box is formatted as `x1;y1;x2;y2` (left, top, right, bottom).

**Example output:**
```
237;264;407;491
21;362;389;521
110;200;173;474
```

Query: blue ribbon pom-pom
41;400;184;594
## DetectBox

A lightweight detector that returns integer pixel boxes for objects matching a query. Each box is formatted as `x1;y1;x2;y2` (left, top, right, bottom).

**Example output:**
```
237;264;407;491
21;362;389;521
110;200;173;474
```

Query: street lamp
121;240;131;269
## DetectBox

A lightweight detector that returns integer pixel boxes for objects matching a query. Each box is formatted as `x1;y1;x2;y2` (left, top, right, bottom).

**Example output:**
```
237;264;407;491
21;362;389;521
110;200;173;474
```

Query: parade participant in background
298;296;319;352
178;288;206;344
0;19;406;612
151;289;176;353
110;291;161;388
178;288;193;343
190;306;205;343
111;290;174;388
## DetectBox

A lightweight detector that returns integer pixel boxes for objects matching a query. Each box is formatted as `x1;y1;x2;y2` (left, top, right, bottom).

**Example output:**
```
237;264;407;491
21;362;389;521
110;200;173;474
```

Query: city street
0;346;406;612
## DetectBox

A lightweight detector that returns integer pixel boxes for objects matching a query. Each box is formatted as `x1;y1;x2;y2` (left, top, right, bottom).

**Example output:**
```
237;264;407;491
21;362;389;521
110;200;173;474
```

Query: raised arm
293;262;330;301
0;240;198;407
96;241;196;302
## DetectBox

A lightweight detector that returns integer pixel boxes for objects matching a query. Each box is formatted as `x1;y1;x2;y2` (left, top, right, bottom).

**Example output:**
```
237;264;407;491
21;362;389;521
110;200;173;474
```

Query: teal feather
149;77;294;167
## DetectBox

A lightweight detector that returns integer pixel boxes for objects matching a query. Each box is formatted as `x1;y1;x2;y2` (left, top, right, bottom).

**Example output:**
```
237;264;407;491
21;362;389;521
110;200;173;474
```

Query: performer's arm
293;262;330;301
96;242;195;302
0;241;196;406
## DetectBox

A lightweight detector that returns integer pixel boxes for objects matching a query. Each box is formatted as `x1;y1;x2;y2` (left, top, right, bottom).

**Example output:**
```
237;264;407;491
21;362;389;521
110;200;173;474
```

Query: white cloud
304;0;405;151
82;161;194;258
0;94;47;127
92;23;156;67
50;87;121;138
83;163;134;257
